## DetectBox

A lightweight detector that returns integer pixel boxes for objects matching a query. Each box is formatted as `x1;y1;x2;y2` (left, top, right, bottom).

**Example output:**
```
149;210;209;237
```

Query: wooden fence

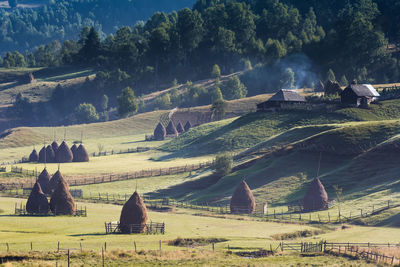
10;166;38;177
324;242;400;265
105;221;165;235
91;147;152;157
14;203;87;217
0;161;213;190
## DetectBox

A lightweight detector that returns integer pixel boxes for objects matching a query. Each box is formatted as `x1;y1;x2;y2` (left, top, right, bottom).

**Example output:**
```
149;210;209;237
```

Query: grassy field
0;196;397;266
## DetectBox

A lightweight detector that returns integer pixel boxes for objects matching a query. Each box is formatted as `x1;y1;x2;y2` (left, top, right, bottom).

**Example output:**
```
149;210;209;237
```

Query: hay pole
134;241;137;252
102;246;105;267
67;249;70;267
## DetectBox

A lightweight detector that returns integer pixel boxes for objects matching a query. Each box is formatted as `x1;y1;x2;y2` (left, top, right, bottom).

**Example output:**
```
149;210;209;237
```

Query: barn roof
268;89;306;102
345;84;380;97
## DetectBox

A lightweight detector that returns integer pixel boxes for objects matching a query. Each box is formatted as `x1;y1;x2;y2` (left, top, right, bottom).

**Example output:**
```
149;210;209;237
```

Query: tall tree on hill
176;8;204;67
79;27;101;64
149;25;171;90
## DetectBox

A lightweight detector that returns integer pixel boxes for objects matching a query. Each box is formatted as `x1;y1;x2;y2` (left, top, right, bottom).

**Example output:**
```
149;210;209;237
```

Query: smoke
278;53;319;89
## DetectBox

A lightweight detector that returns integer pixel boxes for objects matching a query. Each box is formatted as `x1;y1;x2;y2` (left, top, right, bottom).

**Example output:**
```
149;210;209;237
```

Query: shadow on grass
69;232;107;237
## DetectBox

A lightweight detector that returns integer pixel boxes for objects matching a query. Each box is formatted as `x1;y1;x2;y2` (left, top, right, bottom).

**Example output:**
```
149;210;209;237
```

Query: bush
75;103;99;123
221;76;247;100
117;87;138;116
214;154;233;176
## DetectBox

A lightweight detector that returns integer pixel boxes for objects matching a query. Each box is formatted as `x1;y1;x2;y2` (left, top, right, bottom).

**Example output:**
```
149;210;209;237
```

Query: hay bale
154;122;166;140
119;191;148;233
51;141;59;152
166;121;178;136
176;122;185;133
50;178;76;215
49;170;64;193
71;144;78;161
46;145;56;163
230;180;256;214
55;141;73;163
302;178;328;211
29;149;39;162
26;182;49;214
75;144;89;162
184;121;192;132
38;146;46;163
324;80;342;96
37;168;51;194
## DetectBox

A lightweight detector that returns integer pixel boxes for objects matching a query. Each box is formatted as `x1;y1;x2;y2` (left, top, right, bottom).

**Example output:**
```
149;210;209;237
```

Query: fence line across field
4;187;399;225
0;161;213;190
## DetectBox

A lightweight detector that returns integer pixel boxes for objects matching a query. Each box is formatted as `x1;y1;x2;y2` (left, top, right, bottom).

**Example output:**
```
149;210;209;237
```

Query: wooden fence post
67;249;70;267
57;241;60;252
104;241;107;252
159;240;162;253
134;241;137;253
6;243;9;252
102;246;105;267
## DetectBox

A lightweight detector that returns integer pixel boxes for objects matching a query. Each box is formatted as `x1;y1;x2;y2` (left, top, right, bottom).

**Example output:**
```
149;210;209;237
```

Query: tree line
4;0;400;125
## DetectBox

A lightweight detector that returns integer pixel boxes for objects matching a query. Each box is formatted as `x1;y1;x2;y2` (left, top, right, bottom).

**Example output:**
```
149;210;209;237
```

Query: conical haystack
46;145;56;163
55;141;73;163
50;179;76;215
166;121;178;136
37;168;51;194
230;180;256;214
38;146;46;163
176;122;184;133
71;144;78;162
26;182;49;214
75;144;89;162
119;191;148;233
302;178;328;211
51;141;59;153
184;121;192;132
49;170;65;193
154;122;166;140
29;149;39;162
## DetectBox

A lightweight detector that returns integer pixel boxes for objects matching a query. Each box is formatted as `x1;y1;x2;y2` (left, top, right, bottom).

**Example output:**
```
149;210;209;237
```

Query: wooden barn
340;84;380;108
257;89;306;111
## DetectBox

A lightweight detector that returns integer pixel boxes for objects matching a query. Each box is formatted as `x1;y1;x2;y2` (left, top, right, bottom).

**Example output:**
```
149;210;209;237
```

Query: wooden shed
257;89;306;111
340;84;380;108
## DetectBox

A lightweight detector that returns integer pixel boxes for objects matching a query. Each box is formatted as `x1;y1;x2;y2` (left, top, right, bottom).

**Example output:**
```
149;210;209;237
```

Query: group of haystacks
154;121;192;140
29;141;89;163
26;168;76;215
229;178;329;214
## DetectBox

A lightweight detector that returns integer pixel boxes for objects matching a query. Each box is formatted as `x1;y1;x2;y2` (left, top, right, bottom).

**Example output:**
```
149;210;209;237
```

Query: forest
2;0;400;124
0;0;196;54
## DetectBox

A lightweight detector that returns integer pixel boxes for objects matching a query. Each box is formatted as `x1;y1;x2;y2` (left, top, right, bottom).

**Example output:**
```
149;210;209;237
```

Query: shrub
211;64;221;78
214;154;233;176
75;103;99;123
117;87;138;116
221;76;247;100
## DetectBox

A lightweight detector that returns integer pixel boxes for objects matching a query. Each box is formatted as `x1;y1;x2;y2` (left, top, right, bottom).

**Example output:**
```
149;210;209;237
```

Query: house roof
346;84;380;97
268;89;306;102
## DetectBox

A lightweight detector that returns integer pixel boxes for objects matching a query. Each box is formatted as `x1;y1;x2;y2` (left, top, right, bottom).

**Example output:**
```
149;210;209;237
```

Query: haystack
75;144;89;162
176;122;184;133
119;191;148;233
302;178;328;211
29;149;39;162
71;144;78;161
26;182;49;214
46;145;56;163
50;179;76;215
166;121;178;136
38;146;46;163
49;170;65;193
37;168;51;194
230;180;256;214
184;121;192;132
55;141;73;163
154;122;166;140
325;80;342;96
51;141;59;152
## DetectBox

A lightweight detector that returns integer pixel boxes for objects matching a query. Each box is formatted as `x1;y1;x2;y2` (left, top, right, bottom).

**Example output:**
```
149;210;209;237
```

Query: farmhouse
340;84;380;107
257;89;306;111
